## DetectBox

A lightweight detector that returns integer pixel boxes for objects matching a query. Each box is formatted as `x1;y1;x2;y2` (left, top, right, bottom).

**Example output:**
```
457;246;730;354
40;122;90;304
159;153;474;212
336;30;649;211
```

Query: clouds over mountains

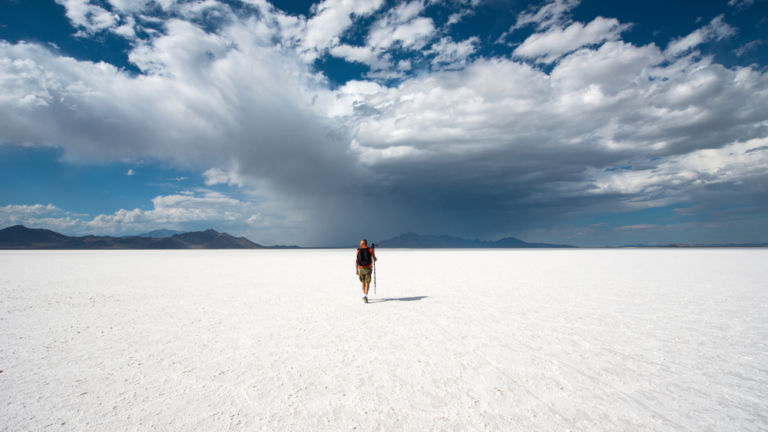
1;0;767;245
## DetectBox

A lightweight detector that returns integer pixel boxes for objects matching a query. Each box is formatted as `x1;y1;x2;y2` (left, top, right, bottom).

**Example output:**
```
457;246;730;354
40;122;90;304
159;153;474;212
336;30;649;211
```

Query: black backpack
356;247;372;266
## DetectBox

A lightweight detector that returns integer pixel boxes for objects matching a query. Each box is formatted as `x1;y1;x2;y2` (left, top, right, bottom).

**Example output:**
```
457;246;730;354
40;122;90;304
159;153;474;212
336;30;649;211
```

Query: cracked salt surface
1;249;767;431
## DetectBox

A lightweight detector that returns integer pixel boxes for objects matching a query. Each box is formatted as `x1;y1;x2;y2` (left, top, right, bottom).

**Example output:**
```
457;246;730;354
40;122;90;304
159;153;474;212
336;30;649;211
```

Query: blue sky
1;0;767;246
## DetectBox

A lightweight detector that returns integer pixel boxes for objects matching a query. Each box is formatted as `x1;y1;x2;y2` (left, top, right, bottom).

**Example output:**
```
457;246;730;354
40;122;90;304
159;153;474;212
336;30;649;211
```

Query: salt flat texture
1;249;767;431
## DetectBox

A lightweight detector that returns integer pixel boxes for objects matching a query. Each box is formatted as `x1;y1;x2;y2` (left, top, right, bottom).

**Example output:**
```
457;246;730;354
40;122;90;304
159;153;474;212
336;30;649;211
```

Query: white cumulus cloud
513;17;631;63
666;15;737;57
510;0;580;32
54;0;120;35
301;0;384;55
429;36;479;69
0;204;85;232
366;1;435;50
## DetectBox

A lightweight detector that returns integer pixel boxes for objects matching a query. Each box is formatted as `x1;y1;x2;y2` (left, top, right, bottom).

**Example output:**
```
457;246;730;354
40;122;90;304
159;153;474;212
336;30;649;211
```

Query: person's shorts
358;267;372;283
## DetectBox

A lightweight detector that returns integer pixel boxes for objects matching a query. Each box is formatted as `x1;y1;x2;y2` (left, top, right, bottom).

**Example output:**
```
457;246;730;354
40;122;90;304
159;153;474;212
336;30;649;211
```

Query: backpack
356;247;372;266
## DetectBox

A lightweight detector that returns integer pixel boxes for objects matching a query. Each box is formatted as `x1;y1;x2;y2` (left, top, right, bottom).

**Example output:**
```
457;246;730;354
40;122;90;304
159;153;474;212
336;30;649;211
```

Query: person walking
355;238;377;303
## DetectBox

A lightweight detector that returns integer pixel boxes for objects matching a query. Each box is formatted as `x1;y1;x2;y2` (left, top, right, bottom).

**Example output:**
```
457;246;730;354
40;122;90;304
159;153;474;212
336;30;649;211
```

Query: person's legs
359;268;365;294
359;268;372;295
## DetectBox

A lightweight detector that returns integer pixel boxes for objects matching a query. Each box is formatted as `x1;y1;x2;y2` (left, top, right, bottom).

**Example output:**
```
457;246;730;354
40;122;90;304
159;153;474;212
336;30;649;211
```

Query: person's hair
360;238;368;245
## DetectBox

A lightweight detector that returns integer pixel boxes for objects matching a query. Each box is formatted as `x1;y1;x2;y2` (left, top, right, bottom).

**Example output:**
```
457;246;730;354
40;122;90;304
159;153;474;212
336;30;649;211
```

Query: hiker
355;238;377;303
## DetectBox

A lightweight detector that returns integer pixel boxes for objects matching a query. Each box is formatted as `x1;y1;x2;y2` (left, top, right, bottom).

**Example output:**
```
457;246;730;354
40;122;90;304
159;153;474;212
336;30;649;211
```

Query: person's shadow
368;296;429;303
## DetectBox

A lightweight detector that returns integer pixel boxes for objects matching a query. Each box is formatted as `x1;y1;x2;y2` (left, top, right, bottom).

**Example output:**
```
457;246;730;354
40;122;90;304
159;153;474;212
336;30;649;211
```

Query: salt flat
1;249;767;431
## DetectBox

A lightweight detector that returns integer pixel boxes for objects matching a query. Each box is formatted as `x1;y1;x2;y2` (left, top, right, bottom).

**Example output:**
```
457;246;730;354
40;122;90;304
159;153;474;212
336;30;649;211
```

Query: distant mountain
170;229;262;249
377;232;576;248
0;225;264;249
612;242;768;248
0;225;75;248
136;229;183;238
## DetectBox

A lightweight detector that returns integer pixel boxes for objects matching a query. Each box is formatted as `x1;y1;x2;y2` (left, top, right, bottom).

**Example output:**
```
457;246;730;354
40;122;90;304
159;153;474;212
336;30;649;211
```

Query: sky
1;0;767;247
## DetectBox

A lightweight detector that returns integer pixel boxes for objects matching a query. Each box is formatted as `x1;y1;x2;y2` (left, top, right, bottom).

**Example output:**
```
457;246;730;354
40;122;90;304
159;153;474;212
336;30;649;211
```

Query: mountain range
375;232;576;248
610;242;768;248
3;225;765;249
134;229;183;238
0;225;264;249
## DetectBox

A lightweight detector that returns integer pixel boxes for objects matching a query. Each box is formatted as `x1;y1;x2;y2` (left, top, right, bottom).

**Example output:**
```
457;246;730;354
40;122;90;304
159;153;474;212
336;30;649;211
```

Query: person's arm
372;249;377;262
354;254;358;274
